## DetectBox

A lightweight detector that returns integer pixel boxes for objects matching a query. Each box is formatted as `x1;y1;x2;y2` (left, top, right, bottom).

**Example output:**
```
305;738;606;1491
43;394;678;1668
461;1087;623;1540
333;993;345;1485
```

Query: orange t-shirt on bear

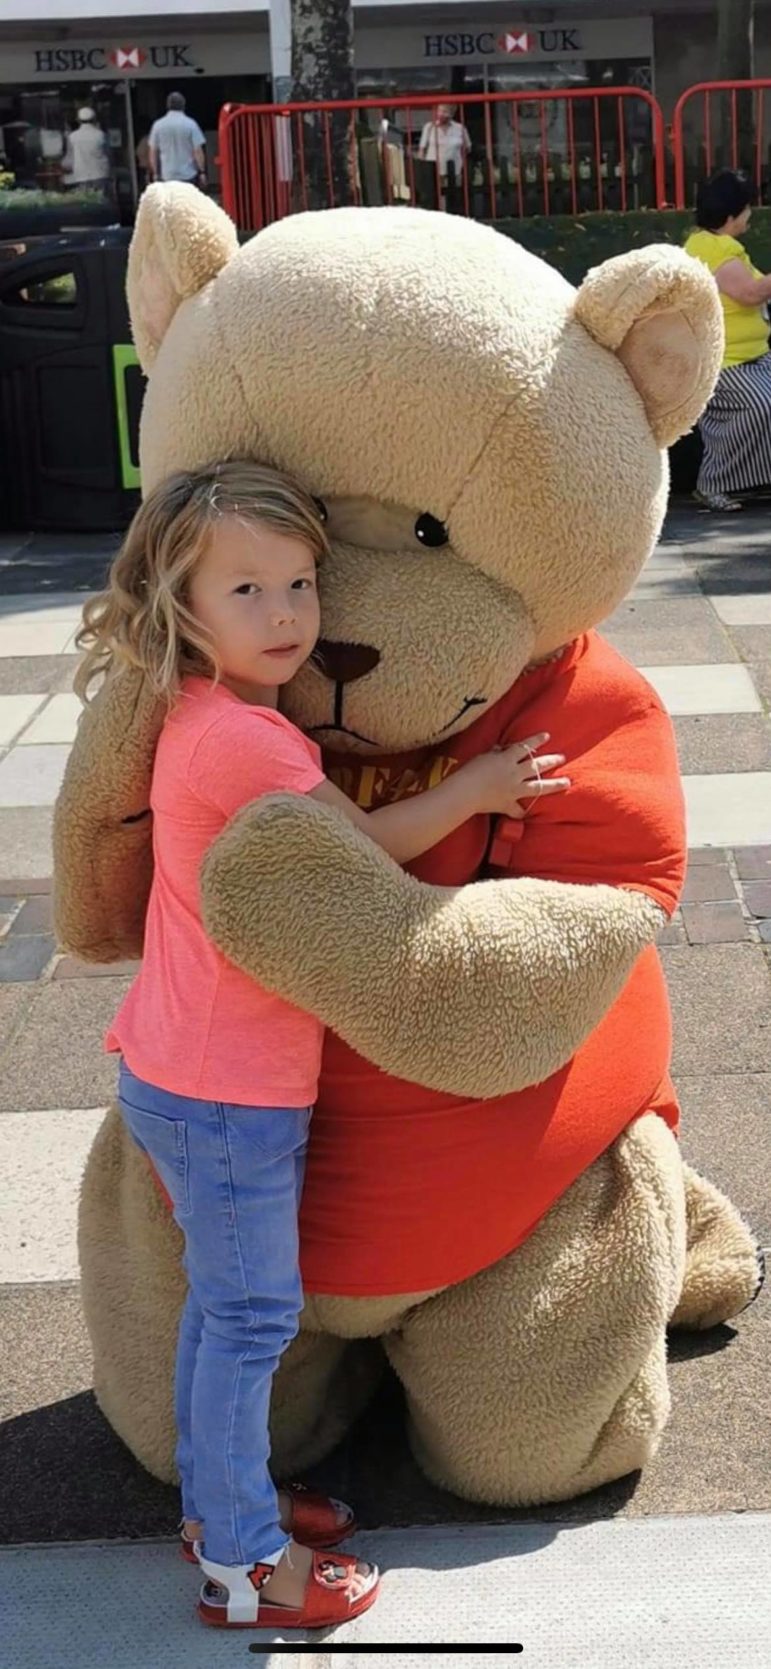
298;631;686;1297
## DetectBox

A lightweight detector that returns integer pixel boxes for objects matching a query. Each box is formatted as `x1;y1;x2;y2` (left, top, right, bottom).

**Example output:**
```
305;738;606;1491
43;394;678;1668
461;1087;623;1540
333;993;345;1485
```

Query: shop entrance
0;72;272;217
0;80;132;214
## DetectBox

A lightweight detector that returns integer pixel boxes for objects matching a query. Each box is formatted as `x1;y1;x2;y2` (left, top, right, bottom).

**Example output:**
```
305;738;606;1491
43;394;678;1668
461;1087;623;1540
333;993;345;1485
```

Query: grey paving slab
4;1514;771;1663
688;548;771;591
640;662;761;714
681;864;735;901
0;743;69;807
0;655;76;696
0;1106;105;1281
0;976;131;1112
642;546;695;572
680;900;748;942
731;623;771;662
749;660;771;706
0;532;119;599
0;807;54;876
0;558;111;596
666;504;771;552
639;1296;771;1518
629;572;703;600
0;983;35;1054
709;591;771;625
600;598;738;665
677;1075;771;1244
0;590;88;620
683;771;771;846
22;533;122;560
663;944;771;1077
734;845;771;880
0;933;55;982
673;713;771;773
0;1281;92;1421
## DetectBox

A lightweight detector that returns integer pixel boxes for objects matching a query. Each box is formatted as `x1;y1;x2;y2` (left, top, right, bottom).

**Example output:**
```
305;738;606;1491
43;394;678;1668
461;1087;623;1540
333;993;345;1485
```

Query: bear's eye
312;497;328;524
414;513;449;548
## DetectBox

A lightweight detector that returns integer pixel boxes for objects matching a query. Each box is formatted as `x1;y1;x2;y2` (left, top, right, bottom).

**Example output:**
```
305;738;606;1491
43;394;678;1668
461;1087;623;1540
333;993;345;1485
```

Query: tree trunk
716;0;755;172
291;0;355;207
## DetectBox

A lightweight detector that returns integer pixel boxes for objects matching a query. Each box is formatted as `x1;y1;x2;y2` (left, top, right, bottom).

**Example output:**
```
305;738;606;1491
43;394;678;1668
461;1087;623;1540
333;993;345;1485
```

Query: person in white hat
62;107;112;194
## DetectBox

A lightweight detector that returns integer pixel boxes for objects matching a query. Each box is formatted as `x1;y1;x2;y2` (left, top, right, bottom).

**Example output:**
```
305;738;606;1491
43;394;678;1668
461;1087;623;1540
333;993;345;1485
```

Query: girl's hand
463;733;570;818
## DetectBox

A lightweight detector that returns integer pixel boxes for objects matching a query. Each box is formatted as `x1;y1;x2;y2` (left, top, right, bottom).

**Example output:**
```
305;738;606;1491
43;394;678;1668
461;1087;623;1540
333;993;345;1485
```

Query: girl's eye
414;513;449;548
292;577;314;590
234;583;259;596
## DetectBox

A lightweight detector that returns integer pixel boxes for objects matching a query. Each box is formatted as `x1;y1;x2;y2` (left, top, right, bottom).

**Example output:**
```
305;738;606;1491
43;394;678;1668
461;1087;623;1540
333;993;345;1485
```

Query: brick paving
0;507;769;1550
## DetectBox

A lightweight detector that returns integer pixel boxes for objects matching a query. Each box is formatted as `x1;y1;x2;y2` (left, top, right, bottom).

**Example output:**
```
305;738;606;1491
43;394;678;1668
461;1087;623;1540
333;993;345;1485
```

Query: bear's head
129;186;722;757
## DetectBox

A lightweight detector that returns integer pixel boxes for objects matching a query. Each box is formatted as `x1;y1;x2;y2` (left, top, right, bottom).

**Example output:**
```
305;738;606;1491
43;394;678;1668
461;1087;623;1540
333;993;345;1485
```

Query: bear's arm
53;669;163;962
200;782;665;1101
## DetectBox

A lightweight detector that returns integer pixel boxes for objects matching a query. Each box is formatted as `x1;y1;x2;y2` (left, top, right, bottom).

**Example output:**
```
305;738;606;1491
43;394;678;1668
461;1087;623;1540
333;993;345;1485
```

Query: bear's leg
79;1103;184;1481
269;1312;385;1480
669;1164;765;1332
79;1105;382;1483
384;1115;686;1507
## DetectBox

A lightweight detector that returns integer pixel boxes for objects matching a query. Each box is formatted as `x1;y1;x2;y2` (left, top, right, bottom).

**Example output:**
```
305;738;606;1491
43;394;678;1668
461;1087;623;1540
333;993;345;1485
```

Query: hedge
495;207;771;287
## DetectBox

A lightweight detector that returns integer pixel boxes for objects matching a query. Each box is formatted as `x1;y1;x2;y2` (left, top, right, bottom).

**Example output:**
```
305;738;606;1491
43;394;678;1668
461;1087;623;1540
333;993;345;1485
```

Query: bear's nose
313;639;381;684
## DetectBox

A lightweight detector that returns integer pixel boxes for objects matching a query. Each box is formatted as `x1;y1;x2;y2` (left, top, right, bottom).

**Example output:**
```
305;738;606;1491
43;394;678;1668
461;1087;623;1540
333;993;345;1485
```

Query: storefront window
0;81;129;211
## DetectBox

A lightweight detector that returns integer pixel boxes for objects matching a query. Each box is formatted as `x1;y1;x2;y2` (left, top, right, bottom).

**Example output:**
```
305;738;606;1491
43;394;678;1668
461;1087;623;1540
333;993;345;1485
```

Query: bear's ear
127;182;238;372
574;245;724;447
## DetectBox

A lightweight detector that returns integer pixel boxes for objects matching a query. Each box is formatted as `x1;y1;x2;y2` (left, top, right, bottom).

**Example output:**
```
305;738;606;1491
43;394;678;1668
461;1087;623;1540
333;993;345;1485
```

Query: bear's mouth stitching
309;690;487;747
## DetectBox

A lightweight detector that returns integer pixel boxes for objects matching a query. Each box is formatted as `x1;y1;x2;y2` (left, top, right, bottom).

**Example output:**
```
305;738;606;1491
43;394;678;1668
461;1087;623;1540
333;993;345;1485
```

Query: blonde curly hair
74;459;328;704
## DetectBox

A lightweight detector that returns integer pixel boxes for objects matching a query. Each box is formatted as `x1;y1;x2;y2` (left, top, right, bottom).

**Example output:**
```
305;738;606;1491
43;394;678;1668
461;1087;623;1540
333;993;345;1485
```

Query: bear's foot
670;1164;765;1332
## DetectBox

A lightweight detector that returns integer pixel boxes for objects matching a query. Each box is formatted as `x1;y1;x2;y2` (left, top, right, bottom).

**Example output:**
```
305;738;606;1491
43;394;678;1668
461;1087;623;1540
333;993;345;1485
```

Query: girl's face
188;514;321;704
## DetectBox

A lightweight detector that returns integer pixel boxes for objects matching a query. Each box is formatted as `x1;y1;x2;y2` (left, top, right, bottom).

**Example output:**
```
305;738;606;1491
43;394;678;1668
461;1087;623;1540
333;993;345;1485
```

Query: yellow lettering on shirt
328;752;459;808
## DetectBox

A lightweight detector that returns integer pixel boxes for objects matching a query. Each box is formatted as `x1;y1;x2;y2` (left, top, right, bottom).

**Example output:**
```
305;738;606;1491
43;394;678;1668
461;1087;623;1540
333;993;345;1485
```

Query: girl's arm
309;734;568;864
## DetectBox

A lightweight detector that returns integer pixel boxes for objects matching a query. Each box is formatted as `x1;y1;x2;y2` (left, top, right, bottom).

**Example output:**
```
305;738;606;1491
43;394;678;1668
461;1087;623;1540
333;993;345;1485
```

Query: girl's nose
271;601;296;625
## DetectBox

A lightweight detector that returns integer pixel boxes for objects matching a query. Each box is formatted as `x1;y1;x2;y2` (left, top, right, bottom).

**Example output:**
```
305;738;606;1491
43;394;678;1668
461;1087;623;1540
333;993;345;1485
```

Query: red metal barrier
219;86;667;233
673;79;771;208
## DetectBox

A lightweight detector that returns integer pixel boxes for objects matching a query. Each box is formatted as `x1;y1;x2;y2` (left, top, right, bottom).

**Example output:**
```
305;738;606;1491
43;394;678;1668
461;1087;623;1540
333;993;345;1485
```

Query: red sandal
181;1482;357;1564
197;1546;380;1630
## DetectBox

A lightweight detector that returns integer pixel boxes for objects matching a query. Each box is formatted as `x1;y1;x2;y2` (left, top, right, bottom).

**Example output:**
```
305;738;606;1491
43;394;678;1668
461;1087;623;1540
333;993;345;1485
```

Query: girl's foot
692;488;743;512
183;1485;355;1558
259;1538;372;1608
198;1539;379;1630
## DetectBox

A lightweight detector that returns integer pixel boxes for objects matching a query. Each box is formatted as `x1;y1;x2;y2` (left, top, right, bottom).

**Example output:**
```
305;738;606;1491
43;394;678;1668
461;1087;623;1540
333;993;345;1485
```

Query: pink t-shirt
106;676;325;1106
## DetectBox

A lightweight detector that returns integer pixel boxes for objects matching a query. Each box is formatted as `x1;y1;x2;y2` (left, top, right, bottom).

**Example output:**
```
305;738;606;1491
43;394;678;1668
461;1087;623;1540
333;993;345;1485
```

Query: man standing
62;108;112;195
148;92;206;187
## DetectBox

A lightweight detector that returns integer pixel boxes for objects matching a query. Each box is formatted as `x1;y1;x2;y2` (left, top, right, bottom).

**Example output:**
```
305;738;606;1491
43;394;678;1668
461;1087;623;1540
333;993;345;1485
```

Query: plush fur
54;189;762;1504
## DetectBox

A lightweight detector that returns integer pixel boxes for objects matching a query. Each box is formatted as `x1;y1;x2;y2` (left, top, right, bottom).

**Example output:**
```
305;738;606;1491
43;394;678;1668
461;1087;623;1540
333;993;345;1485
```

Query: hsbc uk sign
33;43;196;75
423;26;582;59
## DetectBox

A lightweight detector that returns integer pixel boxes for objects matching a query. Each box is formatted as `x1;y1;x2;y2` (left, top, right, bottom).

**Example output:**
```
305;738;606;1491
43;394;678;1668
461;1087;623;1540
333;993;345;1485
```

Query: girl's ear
574;245;724;447
127;182;239;373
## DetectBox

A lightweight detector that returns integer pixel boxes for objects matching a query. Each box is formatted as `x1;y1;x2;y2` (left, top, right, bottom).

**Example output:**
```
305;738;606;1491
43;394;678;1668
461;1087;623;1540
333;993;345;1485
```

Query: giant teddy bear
53;187;763;1509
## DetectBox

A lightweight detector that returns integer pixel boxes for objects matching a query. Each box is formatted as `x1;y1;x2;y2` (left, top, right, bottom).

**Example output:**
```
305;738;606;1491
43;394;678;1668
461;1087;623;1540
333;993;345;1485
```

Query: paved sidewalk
0;509;770;1644
5;1515;771;1664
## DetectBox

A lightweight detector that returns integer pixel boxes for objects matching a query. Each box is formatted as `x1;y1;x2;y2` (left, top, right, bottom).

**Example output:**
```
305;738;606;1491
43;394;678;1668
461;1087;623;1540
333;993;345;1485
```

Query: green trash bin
0;227;142;532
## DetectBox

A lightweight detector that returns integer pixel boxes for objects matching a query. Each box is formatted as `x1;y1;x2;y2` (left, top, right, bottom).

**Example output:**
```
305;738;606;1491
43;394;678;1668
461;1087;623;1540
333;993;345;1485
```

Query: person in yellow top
684;169;771;511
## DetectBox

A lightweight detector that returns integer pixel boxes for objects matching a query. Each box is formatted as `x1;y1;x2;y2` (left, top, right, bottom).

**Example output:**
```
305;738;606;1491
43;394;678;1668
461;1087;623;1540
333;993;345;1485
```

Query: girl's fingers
519;753;565;775
508;732;549;761
517;776;571;799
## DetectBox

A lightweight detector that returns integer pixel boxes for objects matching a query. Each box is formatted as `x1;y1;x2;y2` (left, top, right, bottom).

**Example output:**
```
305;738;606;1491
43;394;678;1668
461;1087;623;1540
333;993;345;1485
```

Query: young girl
75;459;568;1632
